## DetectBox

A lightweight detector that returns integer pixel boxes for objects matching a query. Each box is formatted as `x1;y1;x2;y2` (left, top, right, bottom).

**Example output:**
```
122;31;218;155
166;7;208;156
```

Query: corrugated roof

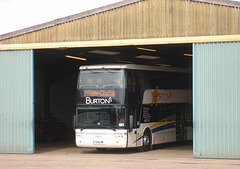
193;0;240;7
0;0;240;41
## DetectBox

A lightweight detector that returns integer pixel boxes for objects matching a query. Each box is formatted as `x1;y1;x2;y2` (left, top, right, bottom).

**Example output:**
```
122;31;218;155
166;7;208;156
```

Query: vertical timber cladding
194;42;240;159
0;50;34;153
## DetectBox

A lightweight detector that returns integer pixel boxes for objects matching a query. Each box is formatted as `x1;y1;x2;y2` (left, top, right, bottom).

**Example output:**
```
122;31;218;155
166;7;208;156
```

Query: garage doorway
33;43;193;150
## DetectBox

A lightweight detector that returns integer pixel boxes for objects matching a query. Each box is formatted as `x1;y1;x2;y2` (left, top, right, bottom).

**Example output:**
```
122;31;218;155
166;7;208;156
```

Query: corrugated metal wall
0;0;239;44
0;50;34;153
193;42;240;158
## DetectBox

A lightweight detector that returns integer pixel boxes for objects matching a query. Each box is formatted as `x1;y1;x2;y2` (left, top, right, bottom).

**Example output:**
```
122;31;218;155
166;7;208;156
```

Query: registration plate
93;141;104;144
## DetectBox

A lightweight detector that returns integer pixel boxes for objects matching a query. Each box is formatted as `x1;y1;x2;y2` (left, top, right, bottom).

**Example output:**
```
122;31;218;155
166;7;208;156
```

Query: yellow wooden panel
160;0;166;38
118;6;124;39
87;15;93;40
112;8;121;40
79;18;84;40
42;28;47;43
58;23;66;42
129;3;136;39
214;5;239;35
98;13;103;40
107;11;113;40
215;5;225;35
126;4;132;38
148;0;155;38
65;22;72;42
86;16;91;40
83;17;88;41
126;3;132;38
92;14;99;40
170;0;188;37
120;6;125;39
106;11;111;39
109;10;115;39
142;0;149;38
36;31;41;43
71;21;77;41
189;1;214;36
204;3;214;36
227;7;239;35
51;26;57;42
73;19;80;41
29;31;35;43
21;34;27;43
101;12;107;39
165;0;174;37
190;2;198;36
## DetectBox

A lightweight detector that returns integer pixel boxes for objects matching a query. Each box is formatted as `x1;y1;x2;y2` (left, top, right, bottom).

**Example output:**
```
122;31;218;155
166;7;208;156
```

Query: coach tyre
138;129;152;152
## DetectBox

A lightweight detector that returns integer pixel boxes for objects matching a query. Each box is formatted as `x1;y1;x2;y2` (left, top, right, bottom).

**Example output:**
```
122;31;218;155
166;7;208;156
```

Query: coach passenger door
127;106;140;148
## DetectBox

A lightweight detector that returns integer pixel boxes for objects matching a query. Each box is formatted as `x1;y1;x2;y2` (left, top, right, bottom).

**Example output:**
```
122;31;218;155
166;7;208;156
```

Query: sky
0;0;122;35
0;0;240;35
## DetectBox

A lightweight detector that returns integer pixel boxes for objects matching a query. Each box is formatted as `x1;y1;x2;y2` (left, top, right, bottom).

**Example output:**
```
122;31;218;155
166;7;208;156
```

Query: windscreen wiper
80;125;94;131
80;124;116;131
102;125;116;131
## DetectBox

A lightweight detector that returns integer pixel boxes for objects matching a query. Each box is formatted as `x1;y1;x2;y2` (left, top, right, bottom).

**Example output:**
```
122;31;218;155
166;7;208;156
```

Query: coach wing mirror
129;115;133;132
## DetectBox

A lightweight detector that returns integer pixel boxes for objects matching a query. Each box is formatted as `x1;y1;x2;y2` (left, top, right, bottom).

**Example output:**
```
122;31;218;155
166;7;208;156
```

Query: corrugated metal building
194;42;240;158
1;0;240;44
0;0;240;158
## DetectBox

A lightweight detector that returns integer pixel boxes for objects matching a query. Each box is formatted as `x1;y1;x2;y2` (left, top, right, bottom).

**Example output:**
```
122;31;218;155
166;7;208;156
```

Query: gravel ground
0;141;240;169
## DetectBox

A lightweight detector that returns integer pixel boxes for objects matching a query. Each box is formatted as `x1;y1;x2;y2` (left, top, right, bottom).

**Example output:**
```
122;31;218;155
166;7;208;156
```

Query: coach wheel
138;130;152;152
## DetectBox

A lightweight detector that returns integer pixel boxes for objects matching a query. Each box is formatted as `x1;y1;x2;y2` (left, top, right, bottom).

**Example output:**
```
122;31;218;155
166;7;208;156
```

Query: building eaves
0;0;240;41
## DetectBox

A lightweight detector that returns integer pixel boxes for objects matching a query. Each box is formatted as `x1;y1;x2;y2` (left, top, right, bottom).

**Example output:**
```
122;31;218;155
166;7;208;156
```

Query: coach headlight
76;130;83;137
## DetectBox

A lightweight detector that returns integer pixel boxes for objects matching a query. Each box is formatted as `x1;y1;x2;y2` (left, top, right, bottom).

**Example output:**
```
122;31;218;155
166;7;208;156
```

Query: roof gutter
1;35;240;51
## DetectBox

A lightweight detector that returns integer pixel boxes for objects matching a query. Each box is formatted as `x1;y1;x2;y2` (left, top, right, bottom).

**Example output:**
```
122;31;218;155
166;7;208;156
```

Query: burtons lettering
86;97;113;104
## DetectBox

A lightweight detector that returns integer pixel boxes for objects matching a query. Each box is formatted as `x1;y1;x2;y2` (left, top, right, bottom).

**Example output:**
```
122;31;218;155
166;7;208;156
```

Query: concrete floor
0;141;240;169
